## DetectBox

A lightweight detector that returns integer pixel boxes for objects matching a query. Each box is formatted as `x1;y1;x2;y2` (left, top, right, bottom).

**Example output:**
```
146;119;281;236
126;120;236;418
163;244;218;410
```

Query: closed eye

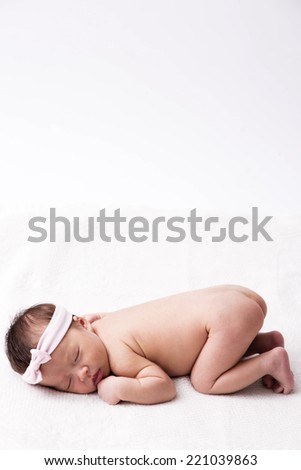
66;377;72;391
74;348;79;363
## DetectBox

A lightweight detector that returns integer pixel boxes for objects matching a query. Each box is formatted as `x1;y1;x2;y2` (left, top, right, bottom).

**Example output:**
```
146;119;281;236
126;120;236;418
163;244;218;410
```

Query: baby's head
5;304;110;393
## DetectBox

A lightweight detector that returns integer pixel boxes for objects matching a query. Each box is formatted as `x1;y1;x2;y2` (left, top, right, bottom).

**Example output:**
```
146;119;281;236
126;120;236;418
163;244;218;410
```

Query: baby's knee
190;374;215;395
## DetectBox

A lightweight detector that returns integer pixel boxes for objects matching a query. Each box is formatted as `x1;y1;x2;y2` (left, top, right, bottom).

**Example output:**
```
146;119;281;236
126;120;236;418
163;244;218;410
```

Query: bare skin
243;330;285;390
39;285;294;404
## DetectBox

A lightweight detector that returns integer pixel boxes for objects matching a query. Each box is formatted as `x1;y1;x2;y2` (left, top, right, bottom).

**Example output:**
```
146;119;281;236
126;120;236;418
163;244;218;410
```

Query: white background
1;1;301;456
0;0;300;216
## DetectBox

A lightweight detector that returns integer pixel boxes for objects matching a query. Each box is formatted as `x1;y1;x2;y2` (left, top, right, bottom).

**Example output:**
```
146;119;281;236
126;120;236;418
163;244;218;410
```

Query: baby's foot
265;347;294;394
259;332;284;389
259;330;284;351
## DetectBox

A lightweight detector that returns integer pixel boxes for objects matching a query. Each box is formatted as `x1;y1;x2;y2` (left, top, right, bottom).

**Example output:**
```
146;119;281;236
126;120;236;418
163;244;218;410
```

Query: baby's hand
97;376;121;405
81;313;102;323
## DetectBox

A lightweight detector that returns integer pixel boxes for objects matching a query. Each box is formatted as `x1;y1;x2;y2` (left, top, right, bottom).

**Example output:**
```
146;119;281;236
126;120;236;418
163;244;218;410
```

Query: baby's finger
81;313;102;323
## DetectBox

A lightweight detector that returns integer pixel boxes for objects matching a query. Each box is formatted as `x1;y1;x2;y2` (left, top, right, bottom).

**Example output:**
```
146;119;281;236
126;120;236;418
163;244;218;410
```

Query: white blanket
0;204;300;450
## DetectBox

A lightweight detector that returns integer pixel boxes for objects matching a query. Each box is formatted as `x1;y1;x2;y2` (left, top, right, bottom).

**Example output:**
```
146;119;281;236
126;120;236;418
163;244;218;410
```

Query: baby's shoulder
106;337;147;377
94;311;158;376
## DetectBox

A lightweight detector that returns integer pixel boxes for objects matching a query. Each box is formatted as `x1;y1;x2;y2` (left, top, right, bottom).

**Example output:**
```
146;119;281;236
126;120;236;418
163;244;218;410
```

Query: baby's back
95;285;257;377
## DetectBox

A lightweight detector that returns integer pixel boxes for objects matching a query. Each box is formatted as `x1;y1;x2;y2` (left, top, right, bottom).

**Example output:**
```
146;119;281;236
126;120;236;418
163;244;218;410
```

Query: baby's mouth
92;369;103;386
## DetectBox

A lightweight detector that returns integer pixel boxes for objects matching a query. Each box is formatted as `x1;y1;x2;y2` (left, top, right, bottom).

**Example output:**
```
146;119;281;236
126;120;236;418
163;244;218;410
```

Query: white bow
22;305;73;385
22;349;51;384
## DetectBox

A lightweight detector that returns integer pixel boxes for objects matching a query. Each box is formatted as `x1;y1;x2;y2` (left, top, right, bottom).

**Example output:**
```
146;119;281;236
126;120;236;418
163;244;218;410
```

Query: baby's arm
97;360;176;405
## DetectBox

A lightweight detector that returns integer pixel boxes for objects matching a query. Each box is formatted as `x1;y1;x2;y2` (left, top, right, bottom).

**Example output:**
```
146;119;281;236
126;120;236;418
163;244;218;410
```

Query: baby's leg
190;296;294;394
244;331;284;356
243;331;285;389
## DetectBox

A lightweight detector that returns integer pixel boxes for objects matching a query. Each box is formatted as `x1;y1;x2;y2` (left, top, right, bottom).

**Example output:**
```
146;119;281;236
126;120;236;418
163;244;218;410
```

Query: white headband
22;305;73;385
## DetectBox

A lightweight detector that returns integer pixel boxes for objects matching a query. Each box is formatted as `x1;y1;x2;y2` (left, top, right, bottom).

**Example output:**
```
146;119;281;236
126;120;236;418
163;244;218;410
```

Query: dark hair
5;303;56;374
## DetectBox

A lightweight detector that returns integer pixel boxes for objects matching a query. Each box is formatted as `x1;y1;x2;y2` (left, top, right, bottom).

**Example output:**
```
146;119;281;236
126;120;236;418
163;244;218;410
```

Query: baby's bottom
190;289;294;395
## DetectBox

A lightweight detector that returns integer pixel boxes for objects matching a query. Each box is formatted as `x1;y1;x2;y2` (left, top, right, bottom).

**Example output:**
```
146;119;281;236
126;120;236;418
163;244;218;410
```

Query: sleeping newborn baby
5;285;294;405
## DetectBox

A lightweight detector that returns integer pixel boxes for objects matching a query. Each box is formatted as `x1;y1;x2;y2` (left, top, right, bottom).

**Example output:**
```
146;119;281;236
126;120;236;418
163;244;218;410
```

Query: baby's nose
78;366;89;382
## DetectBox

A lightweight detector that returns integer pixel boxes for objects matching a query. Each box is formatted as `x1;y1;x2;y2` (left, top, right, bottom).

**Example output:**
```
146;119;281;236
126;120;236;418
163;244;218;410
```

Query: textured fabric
0;204;300;450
